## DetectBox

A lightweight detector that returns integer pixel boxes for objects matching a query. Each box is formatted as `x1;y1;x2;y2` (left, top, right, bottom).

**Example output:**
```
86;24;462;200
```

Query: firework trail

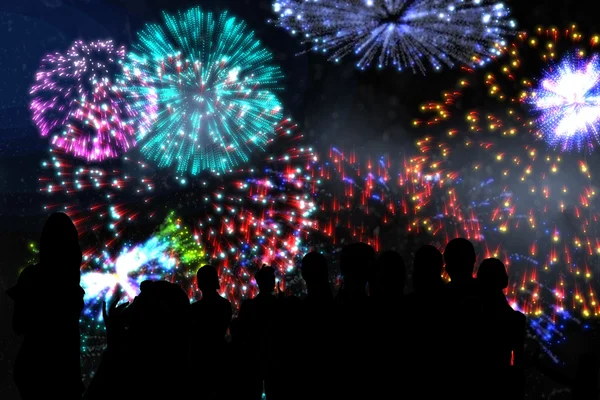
412;25;600;357
29;40;156;161
271;0;515;73
122;6;284;175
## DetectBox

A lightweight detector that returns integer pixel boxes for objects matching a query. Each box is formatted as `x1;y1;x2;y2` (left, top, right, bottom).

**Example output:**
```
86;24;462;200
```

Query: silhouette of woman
7;212;84;399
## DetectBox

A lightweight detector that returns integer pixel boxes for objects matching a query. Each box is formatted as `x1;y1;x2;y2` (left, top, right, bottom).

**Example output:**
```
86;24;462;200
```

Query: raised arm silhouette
6;212;84;400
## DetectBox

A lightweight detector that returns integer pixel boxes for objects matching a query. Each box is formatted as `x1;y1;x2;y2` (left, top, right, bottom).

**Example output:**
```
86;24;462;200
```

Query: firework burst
122;7;284;176
530;54;600;152
29;40;156;161
40;119;321;308
271;0;515;73
315;147;476;274
79;211;207;361
17;212;207;360
412;26;600;353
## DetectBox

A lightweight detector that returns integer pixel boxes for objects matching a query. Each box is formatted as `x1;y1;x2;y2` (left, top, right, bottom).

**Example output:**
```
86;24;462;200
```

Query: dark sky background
0;1;598;397
0;0;594;233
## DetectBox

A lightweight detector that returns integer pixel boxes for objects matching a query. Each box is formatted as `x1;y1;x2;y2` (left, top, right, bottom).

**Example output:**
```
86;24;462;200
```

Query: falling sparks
412;25;600;358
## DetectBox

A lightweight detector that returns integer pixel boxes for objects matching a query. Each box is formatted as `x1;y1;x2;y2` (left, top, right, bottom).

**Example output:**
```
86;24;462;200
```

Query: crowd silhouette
6;212;599;399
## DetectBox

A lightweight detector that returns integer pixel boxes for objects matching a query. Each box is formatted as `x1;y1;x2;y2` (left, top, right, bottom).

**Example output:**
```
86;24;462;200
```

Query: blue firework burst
271;0;515;73
530;53;600;152
121;7;284;175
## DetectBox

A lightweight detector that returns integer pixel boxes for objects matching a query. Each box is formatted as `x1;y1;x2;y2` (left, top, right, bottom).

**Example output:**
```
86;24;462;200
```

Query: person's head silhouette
39;212;82;283
443;238;476;282
340;242;375;289
413;245;444;291
255;266;276;295
301;251;329;294
196;265;220;295
375;250;405;298
130;280;190;344
476;258;508;290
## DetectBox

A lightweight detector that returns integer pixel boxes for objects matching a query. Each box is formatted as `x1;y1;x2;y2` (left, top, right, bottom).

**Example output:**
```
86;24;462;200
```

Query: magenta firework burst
29;40;157;161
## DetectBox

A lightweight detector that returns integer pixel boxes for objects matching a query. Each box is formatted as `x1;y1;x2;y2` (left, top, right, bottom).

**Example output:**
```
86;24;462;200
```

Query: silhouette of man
372;250;406;398
335;243;375;400
404;244;446;398
7;212;84;400
375;250;406;304
442;238;486;399
302;251;333;302
412;244;445;293
224;318;262;400
190;265;232;400
477;258;526;399
296;252;336;399
238;266;279;400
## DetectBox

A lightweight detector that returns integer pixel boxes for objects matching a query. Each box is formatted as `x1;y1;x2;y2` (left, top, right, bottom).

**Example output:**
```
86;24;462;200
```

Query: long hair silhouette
39;212;82;284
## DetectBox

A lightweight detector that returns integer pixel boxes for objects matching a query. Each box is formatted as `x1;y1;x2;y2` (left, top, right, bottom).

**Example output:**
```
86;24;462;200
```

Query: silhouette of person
371;250;406;398
238;266;279;399
404;244;446;397
295;252;336;400
131;280;191;398
190;265;232;400
335;243;375;400
412;244;445;293
224;318;262;400
84;280;191;400
531;323;600;400
6;212;84;400
301;251;333;303
441;237;486;399
375;250;406;305
477;258;526;399
336;242;374;306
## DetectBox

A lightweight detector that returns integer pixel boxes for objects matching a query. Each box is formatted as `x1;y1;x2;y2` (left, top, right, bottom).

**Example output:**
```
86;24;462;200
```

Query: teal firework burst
122;7;284;175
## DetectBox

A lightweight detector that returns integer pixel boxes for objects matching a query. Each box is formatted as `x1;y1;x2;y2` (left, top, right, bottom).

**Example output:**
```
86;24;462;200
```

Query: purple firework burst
29;40;157;161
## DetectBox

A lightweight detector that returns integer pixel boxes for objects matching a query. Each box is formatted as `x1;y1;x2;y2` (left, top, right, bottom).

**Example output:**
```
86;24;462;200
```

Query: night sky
0;0;592;231
1;0;599;397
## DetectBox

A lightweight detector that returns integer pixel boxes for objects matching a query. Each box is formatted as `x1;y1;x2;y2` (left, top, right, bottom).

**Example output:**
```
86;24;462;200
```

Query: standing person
238;266;279;399
190;265;232;400
7;213;85;399
441;238;487;400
